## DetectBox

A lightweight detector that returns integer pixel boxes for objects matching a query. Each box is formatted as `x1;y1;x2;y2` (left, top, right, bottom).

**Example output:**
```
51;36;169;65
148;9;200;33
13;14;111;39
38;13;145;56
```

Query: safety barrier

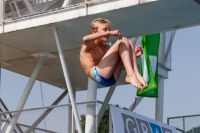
167;114;200;133
0;100;110;133
1;0;102;21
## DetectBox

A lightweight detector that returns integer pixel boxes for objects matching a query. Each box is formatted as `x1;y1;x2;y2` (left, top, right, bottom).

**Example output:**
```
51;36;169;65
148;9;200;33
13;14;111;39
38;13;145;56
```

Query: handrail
0;0;5;22
3;0;112;21
0;100;110;115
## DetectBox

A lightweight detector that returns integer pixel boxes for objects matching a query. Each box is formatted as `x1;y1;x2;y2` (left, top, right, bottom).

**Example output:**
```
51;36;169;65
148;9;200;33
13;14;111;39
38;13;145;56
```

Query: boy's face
92;23;110;42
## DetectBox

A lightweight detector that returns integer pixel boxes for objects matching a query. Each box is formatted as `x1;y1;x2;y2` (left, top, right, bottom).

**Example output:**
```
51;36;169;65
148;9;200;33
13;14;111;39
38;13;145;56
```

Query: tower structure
0;0;200;132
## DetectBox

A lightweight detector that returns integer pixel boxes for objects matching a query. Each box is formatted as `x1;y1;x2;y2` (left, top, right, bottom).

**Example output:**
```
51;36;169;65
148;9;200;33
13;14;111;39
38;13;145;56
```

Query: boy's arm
82;31;109;44
82;30;122;44
135;45;143;57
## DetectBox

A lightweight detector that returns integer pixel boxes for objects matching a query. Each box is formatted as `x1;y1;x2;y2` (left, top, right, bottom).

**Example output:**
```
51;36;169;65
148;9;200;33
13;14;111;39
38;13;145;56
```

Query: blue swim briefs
92;66;116;87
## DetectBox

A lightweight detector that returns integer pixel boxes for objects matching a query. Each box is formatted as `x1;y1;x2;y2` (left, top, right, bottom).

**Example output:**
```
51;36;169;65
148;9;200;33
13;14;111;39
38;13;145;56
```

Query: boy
80;18;148;90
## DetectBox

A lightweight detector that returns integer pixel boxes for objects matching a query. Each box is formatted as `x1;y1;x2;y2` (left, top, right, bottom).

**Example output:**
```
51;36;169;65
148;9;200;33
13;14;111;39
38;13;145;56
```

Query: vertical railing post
13;0;22;17
85;0;88;15
183;117;185;133
0;0;5;23
0;114;2;133
109;107;113;133
62;0;72;7
155;78;164;122
95;101;98;133
68;89;75;133
23;0;34;14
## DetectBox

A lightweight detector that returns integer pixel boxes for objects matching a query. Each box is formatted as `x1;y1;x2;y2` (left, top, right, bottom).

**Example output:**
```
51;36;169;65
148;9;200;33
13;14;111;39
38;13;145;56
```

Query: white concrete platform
0;0;199;90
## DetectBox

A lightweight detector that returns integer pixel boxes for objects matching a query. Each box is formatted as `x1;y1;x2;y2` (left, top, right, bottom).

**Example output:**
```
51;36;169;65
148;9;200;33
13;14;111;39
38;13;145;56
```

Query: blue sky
0;25;200;127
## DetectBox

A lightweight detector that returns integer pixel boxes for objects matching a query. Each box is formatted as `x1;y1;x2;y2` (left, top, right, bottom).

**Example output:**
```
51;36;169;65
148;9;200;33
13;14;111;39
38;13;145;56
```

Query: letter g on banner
121;113;139;133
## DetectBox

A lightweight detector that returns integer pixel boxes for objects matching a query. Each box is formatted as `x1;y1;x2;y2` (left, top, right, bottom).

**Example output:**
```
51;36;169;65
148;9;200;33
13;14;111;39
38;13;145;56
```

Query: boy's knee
122;37;129;42
118;40;130;49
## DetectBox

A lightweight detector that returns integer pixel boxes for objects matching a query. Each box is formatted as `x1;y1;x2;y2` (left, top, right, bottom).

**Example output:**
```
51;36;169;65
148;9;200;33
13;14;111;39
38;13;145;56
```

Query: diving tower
0;0;200;132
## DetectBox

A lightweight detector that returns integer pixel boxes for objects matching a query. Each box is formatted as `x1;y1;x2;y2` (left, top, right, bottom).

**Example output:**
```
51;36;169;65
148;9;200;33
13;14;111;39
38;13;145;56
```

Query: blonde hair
91;18;111;31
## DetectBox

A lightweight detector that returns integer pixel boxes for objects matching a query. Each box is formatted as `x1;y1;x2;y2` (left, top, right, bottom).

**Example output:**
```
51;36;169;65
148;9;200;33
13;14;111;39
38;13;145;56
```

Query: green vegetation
185;127;200;133
80;104;127;133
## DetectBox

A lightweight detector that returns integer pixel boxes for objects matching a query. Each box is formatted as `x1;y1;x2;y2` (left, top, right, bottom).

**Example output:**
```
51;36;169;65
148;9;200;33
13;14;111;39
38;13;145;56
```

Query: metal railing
167;114;200;133
0;100;110;133
1;0;99;21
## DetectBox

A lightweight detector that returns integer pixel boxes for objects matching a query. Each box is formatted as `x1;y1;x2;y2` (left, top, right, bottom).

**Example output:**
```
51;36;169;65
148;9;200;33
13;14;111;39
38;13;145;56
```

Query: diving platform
0;0;200;132
0;0;199;91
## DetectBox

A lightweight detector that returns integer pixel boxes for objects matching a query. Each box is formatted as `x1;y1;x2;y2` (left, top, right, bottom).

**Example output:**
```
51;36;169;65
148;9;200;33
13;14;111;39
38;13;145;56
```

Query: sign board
110;106;176;133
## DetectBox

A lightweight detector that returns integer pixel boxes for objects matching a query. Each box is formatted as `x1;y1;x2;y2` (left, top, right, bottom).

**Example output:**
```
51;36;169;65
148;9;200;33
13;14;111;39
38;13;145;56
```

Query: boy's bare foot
125;73;143;90
135;72;148;88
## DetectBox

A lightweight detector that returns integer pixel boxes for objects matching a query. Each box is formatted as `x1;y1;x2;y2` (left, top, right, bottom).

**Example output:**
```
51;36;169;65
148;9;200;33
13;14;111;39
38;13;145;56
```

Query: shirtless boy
80;18;148;90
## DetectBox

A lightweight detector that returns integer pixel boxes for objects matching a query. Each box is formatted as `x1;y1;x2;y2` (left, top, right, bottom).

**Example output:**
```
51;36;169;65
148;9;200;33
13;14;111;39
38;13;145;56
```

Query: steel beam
62;0;72;7
13;0;22;17
8;3;15;17
155;78;164;122
109;109;113;133
0;0;5;23
68;89;75;133
155;32;165;122
53;27;82;133
165;30;176;60
23;0;34;14
0;114;1;133
5;54;46;133
158;32;166;65
85;78;97;133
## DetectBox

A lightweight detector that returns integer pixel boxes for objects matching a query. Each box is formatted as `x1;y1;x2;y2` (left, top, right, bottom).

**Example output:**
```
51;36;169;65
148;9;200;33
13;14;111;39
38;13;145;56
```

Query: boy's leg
96;40;123;79
119;38;143;90
113;57;123;81
96;38;143;90
128;40;148;87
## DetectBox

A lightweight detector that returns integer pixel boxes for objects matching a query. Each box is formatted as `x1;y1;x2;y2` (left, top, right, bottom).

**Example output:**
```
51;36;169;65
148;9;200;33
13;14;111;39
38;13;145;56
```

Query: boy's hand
135;46;143;57
109;30;122;40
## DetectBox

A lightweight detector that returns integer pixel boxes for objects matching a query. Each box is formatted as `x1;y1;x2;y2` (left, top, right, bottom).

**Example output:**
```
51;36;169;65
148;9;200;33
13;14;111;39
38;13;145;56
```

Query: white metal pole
0;0;5;23
23;0;34;14
68;98;72;133
155;78;164;122
109;108;113;133
13;0;22;17
5;54;46;133
0;114;2;133
155;32;165;122
62;0;72;7
53;27;82;133
158;32;165;65
85;78;97;133
68;89;75;133
8;3;15;17
1;115;10;130
165;30;176;60
0;63;1;98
